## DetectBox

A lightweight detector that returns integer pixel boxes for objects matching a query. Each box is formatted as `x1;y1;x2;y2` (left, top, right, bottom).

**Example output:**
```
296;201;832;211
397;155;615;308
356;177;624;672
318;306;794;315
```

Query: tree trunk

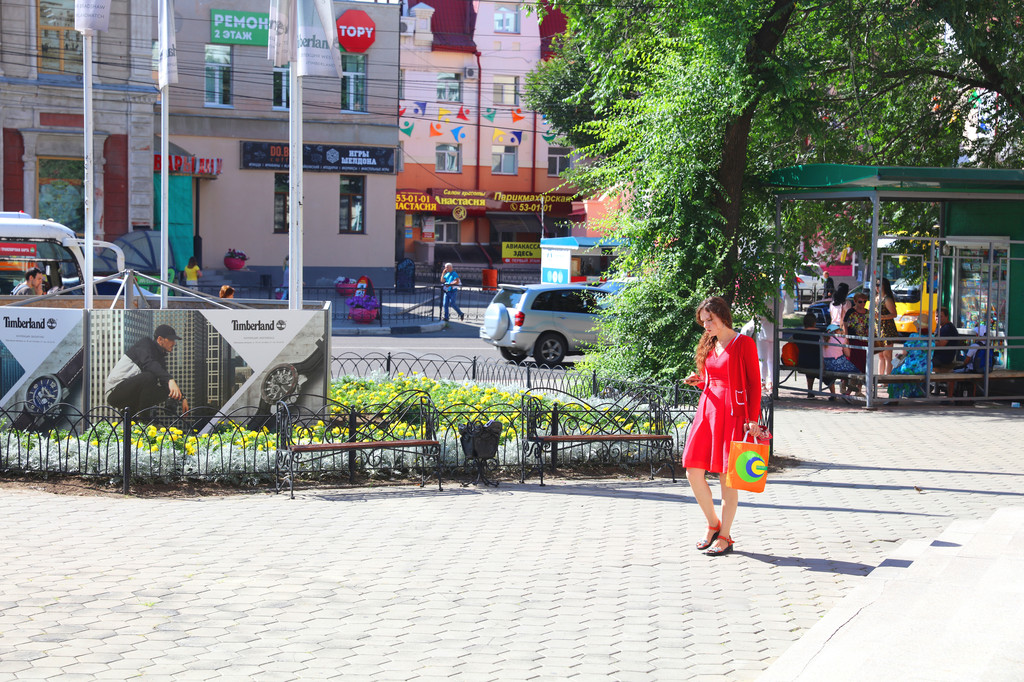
713;0;796;299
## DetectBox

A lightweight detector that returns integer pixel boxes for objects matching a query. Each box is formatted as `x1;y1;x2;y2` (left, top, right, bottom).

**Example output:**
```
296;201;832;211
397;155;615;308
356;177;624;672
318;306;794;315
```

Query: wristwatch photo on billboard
257;339;326;410
13;347;85;431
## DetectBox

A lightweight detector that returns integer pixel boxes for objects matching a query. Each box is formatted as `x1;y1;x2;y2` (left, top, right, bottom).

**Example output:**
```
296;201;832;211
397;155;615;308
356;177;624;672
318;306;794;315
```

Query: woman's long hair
879;277;894;299
694;296;733;375
831;282;850;306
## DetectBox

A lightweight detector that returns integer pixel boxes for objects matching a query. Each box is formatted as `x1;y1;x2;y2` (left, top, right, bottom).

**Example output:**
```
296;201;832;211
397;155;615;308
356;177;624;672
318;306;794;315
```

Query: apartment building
397;0;583;275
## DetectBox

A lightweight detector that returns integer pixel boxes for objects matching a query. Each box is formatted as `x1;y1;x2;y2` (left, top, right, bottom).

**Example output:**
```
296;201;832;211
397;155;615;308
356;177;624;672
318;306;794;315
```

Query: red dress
682;335;758;473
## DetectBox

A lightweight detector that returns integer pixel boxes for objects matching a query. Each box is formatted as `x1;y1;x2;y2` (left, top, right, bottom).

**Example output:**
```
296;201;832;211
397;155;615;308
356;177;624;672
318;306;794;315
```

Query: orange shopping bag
725;433;770;493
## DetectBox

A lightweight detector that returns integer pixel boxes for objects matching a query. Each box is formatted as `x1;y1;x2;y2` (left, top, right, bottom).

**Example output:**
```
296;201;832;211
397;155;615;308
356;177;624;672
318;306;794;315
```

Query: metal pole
122;408;131;495
865;194;880;408
773;196;782;399
160;86;170;309
288;69;304;310
83;31;95;310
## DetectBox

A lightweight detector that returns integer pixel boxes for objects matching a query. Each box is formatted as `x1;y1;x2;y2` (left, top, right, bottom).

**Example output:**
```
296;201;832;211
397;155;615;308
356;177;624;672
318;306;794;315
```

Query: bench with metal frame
521;388;675;485
275;390;442;498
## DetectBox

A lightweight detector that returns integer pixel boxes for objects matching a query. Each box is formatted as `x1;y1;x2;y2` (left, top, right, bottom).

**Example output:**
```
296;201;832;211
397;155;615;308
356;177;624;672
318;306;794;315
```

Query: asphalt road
332;321;505;363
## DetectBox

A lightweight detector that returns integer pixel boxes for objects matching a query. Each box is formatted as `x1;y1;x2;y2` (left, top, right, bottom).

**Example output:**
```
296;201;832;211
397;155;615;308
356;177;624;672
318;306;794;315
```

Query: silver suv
479;283;613;365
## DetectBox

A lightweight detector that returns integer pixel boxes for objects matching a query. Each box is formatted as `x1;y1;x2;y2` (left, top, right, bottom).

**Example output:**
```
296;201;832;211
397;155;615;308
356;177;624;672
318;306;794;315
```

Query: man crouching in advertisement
105;324;189;417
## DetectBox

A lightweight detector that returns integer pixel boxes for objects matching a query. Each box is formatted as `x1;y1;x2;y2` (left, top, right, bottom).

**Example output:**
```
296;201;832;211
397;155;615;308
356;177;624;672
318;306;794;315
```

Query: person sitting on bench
791;313;824;399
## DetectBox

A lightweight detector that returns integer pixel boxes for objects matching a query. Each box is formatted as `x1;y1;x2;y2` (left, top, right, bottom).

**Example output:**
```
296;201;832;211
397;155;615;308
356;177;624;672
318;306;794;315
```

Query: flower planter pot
349;307;378;324
224;256;246;271
335;283;357;297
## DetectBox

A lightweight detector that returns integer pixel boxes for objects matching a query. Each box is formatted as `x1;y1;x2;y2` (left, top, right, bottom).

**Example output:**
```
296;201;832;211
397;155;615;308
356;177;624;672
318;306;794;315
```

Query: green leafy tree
525;0;1022;382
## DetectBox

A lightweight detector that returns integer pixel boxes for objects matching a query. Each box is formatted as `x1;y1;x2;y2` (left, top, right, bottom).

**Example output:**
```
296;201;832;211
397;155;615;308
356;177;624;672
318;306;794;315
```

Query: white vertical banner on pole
298;0;344;78
158;0;178;89
158;0;178;309
74;0;112;32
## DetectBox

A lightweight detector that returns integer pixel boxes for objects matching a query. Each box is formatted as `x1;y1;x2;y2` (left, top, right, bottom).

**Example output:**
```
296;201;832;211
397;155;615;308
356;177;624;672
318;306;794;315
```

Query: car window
531;291;557;311
0;239;81;294
561;291;590;314
492;289;524;308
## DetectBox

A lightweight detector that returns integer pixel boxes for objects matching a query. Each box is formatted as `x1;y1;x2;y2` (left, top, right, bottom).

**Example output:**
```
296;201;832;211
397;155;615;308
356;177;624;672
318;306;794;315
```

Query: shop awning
153;137;222;177
768;164;1024;197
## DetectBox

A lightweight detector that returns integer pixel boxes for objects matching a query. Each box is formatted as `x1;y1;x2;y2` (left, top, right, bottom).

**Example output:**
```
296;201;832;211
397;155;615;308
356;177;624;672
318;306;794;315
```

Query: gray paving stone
1;405;1022;680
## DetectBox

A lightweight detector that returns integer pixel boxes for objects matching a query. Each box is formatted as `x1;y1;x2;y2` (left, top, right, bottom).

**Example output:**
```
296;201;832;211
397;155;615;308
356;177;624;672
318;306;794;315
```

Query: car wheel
534;332;567;366
499;347;528;363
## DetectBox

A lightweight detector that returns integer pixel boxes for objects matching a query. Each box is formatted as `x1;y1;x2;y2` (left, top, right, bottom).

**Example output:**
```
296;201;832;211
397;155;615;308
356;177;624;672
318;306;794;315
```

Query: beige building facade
1;0;401;289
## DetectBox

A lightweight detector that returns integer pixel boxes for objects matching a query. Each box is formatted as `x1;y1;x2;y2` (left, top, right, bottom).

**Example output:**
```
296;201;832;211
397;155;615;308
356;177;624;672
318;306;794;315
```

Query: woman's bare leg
687;467;720;544
712;481;739;551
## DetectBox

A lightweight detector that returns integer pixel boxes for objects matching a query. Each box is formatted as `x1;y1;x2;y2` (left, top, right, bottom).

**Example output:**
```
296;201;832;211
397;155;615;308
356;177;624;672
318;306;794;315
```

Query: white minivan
0;212;123;296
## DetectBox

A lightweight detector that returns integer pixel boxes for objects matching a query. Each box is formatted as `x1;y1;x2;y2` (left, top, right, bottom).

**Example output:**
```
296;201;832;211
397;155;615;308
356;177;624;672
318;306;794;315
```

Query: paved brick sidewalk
1;402;1021;680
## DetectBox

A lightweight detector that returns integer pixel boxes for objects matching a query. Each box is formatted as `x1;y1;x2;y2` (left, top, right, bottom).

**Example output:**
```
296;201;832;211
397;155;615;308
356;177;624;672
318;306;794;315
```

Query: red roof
539;5;567;59
411;0;477;54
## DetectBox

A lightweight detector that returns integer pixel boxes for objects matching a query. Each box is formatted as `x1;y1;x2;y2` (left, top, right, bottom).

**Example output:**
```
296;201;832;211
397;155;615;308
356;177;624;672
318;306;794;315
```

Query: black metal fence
1;353;776;488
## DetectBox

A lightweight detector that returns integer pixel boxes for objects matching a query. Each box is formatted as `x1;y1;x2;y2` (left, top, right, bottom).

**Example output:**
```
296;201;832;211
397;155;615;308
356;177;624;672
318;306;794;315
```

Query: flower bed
0;375;693;485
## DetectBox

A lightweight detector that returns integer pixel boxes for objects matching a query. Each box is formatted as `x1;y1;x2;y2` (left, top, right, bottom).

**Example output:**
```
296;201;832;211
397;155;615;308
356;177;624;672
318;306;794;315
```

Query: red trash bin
482;268;498;291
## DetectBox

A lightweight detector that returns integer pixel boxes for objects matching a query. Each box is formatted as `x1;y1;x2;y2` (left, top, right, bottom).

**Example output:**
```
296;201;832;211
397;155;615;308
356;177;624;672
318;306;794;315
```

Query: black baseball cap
154;324;181;341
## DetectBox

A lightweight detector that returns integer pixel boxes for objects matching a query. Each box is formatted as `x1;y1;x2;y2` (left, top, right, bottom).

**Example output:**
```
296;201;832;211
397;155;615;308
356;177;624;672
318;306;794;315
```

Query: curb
332;320;446;336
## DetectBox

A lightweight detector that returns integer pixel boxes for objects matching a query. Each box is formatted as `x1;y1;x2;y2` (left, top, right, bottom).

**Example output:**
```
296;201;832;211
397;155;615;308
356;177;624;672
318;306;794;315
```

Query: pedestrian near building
823;271;835;300
792;312;823;398
827;282;851;331
440;262;465;322
875;277;899;374
843;292;871;373
682;296;763;557
184;257;202;290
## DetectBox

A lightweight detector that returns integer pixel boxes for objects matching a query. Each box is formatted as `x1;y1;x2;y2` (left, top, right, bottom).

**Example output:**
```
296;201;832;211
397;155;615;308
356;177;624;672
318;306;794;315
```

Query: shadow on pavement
769;478;1024;497
737;551;876;576
793;459;1024;477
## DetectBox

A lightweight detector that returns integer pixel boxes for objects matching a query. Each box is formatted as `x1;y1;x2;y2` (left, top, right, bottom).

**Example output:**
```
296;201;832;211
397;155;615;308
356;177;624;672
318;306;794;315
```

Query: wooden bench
276;390;442;498
521;389;675;485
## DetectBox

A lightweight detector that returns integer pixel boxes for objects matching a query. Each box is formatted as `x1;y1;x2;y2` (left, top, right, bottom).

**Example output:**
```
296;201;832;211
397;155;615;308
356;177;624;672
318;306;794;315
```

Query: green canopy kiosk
768;164;1024;407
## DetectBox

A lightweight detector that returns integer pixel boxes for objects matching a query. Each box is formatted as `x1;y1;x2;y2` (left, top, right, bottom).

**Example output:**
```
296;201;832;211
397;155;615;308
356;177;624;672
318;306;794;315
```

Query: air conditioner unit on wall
464;66;478;80
399;19;413;35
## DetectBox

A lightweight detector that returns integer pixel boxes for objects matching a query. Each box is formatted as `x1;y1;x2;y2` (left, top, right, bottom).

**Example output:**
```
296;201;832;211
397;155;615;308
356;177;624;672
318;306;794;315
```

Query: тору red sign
336;9;376;53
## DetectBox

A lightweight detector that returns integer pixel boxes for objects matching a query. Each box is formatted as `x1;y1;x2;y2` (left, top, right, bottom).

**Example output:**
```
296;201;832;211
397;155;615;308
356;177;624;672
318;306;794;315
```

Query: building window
37;157;85;235
339;176;365;233
273;66;290;109
548;147;572;176
437;72;462;102
273;173;289;232
435;219;460;244
38;0;82;74
492;145;518;175
399;69;405;100
341;54;367;112
436;144;462;173
204;45;232;106
495;4;521;33
493;75;520;106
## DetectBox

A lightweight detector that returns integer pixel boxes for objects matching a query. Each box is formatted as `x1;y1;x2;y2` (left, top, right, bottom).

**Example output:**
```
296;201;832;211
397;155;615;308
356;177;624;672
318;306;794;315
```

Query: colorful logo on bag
734;449;767;483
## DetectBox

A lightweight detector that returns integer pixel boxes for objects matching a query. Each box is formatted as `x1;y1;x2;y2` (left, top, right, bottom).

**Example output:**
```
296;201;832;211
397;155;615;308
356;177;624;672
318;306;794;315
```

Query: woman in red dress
682;297;764;556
